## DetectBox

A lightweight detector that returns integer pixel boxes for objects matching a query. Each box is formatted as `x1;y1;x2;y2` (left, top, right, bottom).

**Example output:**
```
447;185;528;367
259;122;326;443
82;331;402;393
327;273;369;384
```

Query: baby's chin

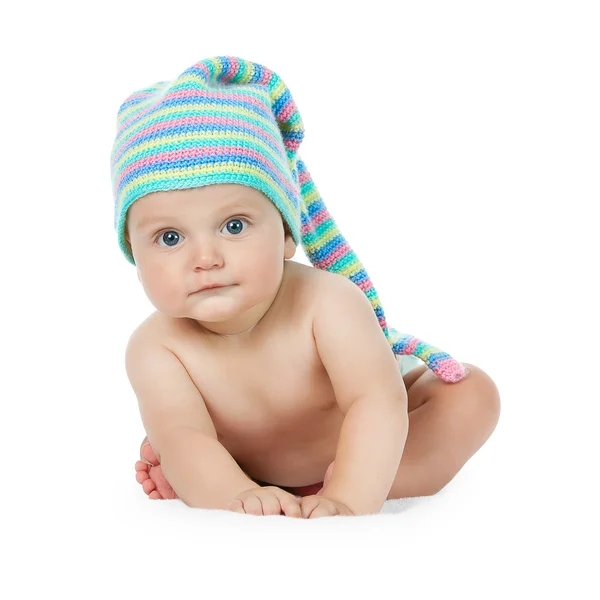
183;292;246;321
189;302;241;322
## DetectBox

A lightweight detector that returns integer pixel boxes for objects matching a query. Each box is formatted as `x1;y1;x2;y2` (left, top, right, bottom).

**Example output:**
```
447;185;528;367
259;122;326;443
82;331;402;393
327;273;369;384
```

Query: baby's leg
134;436;178;500
134;436;336;501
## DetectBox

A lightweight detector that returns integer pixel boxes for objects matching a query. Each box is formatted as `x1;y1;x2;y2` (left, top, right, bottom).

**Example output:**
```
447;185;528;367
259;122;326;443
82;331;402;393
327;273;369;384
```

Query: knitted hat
110;56;466;383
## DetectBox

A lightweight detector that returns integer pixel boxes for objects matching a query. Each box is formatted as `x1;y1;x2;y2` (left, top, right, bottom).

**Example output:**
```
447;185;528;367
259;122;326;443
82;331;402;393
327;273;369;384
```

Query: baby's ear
124;228;133;253
282;221;296;259
284;232;296;260
124;230;138;270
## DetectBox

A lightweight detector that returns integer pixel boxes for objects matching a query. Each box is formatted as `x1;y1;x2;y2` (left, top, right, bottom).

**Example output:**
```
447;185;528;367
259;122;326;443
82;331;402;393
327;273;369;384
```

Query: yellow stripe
113;99;280;160
113;129;288;186
118;162;297;218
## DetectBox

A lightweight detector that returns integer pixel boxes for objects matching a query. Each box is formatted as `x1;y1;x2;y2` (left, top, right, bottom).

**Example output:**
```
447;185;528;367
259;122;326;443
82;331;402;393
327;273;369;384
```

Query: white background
1;0;598;597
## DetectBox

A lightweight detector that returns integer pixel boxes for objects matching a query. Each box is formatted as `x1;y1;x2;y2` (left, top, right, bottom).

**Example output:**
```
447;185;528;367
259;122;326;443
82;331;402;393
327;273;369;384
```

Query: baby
113;56;500;518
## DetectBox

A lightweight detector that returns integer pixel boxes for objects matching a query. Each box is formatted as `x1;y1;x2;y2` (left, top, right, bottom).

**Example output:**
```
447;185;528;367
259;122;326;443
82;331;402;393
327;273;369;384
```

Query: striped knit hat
110;56;466;383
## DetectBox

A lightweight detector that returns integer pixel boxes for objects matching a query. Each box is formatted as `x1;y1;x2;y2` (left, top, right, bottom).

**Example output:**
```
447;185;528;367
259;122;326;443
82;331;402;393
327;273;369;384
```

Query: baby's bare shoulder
287;261;347;306
127;310;183;350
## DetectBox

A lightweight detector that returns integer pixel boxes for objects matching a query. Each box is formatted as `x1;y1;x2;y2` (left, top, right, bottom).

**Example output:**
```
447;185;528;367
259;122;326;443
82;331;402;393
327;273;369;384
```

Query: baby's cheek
253;251;284;286
143;271;180;309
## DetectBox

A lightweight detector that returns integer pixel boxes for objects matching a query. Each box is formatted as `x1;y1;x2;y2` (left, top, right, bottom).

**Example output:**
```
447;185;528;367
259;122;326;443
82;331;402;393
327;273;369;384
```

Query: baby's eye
156;231;181;247
222;218;248;235
155;219;248;248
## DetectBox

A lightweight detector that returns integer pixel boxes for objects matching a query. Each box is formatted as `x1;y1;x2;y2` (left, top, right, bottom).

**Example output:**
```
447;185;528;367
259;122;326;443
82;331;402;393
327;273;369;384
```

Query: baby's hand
299;495;355;519
227;486;303;518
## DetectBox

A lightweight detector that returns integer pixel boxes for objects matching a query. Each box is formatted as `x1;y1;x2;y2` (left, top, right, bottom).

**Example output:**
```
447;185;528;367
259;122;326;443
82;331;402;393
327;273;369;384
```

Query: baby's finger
228;499;245;514
299;496;321;519
258;491;285;516
241;494;265;516
267;487;301;518
277;494;302;518
309;505;335;519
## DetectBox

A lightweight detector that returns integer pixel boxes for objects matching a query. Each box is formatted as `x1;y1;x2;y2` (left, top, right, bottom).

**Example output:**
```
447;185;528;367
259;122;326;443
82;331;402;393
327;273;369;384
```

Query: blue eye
157;231;180;247
155;219;248;248
223;219;248;235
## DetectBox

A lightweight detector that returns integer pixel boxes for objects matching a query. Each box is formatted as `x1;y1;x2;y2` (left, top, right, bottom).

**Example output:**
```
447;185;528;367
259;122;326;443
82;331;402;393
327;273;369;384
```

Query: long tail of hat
146;56;466;383
295;158;466;384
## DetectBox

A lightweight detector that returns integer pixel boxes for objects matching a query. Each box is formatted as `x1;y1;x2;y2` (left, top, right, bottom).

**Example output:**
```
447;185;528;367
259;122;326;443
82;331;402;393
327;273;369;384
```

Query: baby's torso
151;261;344;487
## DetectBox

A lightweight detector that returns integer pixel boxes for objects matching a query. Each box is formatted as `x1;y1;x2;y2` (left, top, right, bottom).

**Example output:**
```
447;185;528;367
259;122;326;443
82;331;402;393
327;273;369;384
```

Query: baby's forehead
129;185;270;224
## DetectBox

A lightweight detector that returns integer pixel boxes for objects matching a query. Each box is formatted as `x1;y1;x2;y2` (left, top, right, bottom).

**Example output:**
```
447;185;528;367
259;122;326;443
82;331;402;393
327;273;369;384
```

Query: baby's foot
134;438;178;500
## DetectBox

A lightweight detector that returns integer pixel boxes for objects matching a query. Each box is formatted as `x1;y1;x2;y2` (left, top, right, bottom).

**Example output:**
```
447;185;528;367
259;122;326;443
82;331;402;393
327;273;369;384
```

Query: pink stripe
300;216;332;236
113;113;283;177
301;208;332;233
356;279;374;293
116;143;297;200
118;87;274;135
306;207;330;228
196;62;210;78
259;69;271;85
228;57;240;80
277;98;293;121
307;241;352;270
436;359;466;383
405;338;419;354
116;110;281;163
298;169;311;184
278;98;297;124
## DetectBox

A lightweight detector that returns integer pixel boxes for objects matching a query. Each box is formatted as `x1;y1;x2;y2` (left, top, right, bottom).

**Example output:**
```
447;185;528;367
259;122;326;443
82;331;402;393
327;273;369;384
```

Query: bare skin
135;260;347;496
133;260;502;505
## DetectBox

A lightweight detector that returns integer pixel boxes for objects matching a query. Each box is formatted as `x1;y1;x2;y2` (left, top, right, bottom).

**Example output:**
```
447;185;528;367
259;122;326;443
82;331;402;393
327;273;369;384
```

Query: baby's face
125;184;296;323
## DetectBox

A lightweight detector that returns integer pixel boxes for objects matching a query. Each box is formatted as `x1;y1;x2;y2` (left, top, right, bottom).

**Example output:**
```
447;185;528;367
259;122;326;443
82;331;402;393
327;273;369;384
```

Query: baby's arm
312;277;409;515
125;327;258;510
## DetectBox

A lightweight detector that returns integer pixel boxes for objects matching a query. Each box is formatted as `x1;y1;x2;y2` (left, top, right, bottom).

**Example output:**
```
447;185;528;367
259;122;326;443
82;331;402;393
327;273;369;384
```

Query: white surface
2;1;598;598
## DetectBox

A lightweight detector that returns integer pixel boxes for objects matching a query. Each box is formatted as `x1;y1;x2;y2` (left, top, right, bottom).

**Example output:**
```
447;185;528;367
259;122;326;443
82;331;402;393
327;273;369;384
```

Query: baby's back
145;260;345;488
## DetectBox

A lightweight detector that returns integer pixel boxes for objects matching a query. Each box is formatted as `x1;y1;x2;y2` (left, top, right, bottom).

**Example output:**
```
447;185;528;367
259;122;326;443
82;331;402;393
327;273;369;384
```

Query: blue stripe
247;62;264;84
300;196;327;219
273;87;292;116
118;86;275;133
218;56;231;74
115;118;284;168
118;151;297;208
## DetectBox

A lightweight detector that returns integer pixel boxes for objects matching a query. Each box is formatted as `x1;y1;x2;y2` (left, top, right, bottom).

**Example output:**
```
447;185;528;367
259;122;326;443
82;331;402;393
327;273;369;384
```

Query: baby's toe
142;478;157;496
135;460;149;472
140;442;160;466
135;461;150;484
148;465;178;500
